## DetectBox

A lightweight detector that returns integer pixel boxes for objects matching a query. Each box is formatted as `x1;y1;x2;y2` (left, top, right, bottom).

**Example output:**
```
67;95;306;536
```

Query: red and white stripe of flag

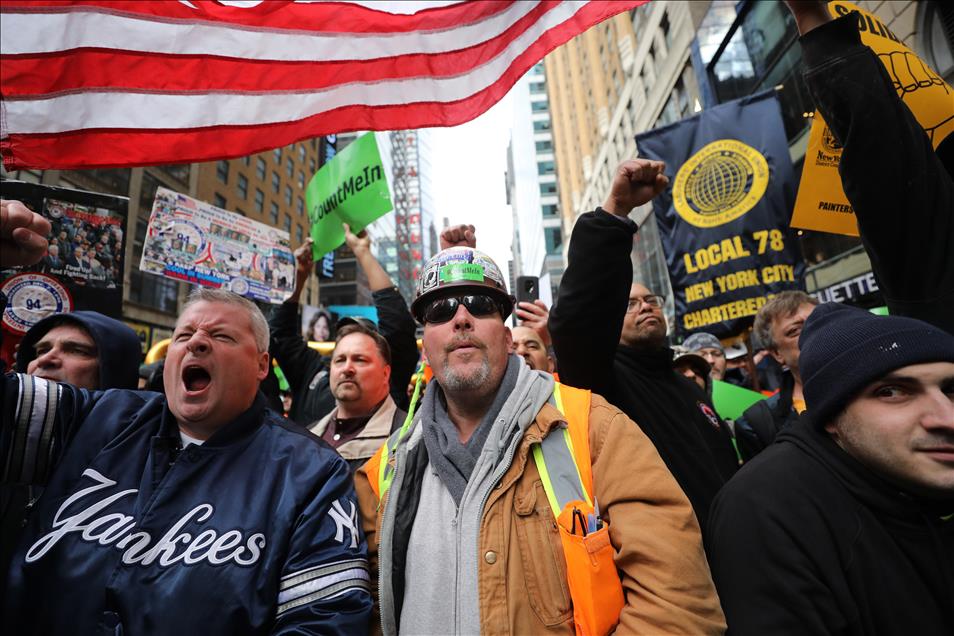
0;0;645;170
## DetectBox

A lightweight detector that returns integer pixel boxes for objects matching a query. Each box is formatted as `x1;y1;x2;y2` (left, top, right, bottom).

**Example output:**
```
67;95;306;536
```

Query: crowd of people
0;3;952;634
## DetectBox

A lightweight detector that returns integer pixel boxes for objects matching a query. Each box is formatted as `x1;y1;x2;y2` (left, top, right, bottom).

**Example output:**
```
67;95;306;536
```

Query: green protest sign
305;132;393;257
711;379;767;421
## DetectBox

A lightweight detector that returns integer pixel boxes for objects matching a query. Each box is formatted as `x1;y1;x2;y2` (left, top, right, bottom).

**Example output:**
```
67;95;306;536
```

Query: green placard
439;263;484;282
712;379;767;421
305;132;393;258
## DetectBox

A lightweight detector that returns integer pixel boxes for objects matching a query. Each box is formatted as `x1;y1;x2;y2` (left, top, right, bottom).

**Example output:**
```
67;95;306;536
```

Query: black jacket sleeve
549;210;637;394
800;13;954;333
372;287;418;412
268;301;323;392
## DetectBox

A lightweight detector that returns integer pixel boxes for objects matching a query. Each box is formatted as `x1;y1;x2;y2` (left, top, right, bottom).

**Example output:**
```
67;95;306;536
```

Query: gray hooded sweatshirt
380;355;554;635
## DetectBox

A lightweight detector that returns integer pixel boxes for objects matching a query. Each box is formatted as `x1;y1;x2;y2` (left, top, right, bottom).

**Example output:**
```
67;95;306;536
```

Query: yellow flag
790;1;954;237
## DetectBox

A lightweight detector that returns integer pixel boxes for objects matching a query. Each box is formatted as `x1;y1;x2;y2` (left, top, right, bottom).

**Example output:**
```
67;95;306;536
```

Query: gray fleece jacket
378;356;554;635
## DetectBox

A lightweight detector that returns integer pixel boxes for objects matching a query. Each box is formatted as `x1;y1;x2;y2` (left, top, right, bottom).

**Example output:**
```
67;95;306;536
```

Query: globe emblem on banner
672;139;769;228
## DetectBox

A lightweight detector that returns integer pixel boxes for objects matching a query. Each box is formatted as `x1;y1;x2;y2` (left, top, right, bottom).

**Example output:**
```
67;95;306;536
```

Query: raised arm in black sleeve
268;301;322;392
801;13;954;333
548;210;636;395
372;287;418;412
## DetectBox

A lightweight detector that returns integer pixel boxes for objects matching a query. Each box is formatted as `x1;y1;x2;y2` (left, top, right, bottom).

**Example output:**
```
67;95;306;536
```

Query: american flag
0;0;644;170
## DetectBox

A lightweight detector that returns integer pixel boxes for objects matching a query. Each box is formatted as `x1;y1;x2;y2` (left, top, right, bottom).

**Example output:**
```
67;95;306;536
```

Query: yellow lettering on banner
684;235;752;273
685;279;715;303
761;264;795;284
790;1;954;237
715;269;760;293
683;295;774;330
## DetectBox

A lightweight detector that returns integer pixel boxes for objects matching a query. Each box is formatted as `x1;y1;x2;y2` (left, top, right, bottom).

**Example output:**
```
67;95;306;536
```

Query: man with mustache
309;319;406;473
549;159;739;536
708;303;954;634
355;243;725;634
0;200;371;635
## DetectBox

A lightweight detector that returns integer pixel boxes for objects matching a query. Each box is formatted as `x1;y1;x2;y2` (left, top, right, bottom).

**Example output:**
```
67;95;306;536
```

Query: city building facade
506;63;562;302
544;0;949;332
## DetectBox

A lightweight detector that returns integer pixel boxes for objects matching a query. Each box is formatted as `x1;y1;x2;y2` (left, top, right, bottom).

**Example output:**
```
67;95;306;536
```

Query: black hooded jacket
549;210;739;535
4;311;143;579
708;421;954;635
15;310;142;389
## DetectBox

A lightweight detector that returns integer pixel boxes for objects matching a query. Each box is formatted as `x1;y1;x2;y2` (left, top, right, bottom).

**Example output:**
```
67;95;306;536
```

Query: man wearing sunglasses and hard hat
355;229;724;635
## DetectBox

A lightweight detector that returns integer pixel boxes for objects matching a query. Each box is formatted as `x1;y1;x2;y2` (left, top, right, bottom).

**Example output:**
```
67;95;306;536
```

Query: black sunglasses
422;294;503;324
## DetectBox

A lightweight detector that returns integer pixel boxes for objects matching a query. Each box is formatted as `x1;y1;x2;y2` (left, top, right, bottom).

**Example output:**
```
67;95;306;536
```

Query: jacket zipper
378;431;410;636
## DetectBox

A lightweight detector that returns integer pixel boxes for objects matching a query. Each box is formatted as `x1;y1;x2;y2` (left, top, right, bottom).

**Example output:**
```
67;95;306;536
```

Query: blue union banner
636;91;805;339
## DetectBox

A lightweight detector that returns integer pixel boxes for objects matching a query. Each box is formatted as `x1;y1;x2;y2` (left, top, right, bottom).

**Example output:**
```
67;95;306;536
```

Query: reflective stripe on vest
367;362;428;503
533;382;593;515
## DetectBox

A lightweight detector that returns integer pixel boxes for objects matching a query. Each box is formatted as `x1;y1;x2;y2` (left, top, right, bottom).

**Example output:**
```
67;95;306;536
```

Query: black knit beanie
799;303;954;427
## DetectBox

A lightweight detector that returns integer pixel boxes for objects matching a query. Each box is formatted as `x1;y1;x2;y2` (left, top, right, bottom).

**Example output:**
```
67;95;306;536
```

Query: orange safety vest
364;381;624;635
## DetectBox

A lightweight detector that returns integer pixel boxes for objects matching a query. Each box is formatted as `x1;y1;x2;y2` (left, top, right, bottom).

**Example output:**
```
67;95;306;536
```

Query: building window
284;185;293;205
296;224;304;244
531;100;549;113
237;174;248;199
284;214;292;231
286;157;294;177
918;2;954;84
270;202;279;225
537;160;555;176
539;182;558;196
273;148;282;162
309;158;316;173
297;196;304;216
271;172;280;193
542;204;558;217
660;11;672;53
256;157;266;180
545;227;563;255
213;193;227;208
298;170;305;189
535;139;553;152
529;81;547;94
242;156;250;167
299;145;306;162
216;160;229;183
532;120;551;132
254;188;264;213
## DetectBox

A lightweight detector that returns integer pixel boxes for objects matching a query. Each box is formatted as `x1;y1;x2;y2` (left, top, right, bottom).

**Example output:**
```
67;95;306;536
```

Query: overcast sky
429;92;515;282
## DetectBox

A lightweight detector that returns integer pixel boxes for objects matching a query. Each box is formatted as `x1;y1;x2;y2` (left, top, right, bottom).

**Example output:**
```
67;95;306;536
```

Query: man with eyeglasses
354;242;725;635
683;332;727;383
268;224;418;427
550;159;739;536
734;291;818;461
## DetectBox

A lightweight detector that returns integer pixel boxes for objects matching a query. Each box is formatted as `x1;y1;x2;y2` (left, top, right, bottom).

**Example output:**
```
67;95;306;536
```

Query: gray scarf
421;355;521;506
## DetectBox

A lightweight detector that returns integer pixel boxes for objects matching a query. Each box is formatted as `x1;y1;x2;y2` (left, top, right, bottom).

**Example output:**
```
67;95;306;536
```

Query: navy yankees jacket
1;373;372;635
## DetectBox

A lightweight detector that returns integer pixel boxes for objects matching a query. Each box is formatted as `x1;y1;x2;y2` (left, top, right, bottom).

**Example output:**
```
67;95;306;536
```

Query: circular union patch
672;139;769;228
1;273;74;335
821;126;843;153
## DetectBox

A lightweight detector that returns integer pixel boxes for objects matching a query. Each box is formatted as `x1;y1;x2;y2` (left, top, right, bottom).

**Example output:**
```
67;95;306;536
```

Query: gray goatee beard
441;357;491;393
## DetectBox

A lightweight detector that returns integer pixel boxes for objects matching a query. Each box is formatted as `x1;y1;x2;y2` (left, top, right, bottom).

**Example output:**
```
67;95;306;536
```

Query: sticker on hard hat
439;263;484;283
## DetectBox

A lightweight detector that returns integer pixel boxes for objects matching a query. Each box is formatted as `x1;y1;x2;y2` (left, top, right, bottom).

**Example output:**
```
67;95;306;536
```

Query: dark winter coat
549;210;738;535
708;420;954;635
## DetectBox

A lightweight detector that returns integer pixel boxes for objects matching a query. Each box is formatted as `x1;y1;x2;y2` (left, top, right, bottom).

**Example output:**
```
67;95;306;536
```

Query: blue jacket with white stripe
1;373;372;635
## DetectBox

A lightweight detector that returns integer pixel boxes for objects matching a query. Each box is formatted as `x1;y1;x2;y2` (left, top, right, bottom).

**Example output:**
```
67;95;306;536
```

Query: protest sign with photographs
139;187;295;304
0;180;128;370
